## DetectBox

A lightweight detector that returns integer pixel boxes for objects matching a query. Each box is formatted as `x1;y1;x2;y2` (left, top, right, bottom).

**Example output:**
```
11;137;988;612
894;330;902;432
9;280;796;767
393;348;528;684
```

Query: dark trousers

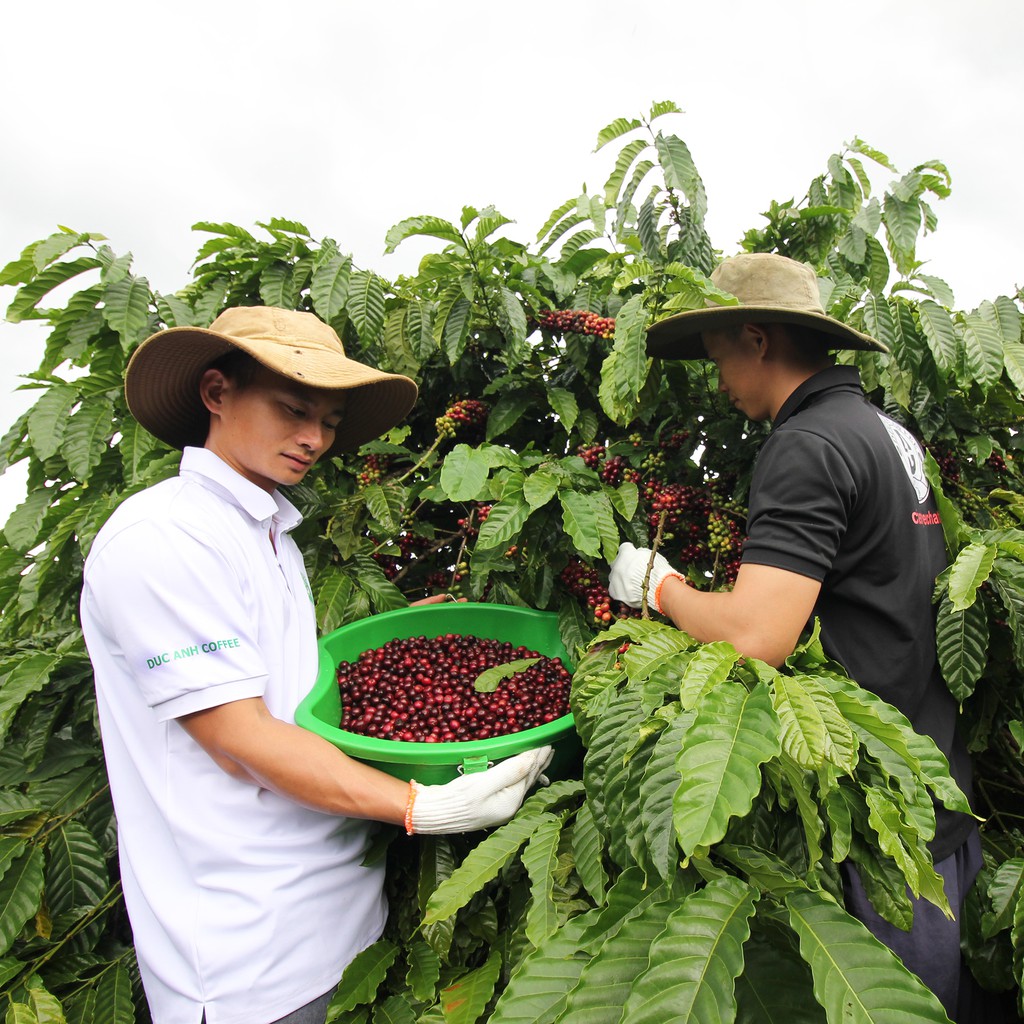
841;828;983;1023
200;987;333;1024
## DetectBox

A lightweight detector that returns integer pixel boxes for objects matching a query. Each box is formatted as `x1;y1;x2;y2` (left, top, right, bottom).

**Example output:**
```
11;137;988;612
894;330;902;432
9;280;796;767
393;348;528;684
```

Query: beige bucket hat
125;305;418;455
646;252;888;358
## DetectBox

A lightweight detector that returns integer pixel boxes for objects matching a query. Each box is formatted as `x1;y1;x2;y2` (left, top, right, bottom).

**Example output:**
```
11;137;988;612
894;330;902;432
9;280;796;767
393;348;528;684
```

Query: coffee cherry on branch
659;430;691;452
578;443;606;469
538;309;616;339
988;451;1008;473
600;455;625;486
456;503;492;539
435;399;489;439
371;552;402;580
559;558;641;625
335;633;572;742
357;453;391;488
927;444;961;483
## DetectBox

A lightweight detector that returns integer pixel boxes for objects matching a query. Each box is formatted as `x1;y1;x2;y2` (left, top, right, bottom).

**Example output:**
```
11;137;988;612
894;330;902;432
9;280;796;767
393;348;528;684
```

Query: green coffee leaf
570;802;607;903
424;812;559;925
936;593;989;702
556;877;681;1022
917;300;958;375
102;273;151;350
770;672;857;773
786;888;950;1023
559;489;618;563
45;820;109;925
347;269;386;345
5;256;101;322
3;488;51;554
674;680;782;855
473;658;540;693
440;444;492;502
497;285;528;361
362;482;407;536
328;940;399;1015
92;962;135;1024
522;815;566;946
487;910;597;1024
384;215;463;254
310;252;352;322
62;395;114;482
0;846;44;955
619;875;757;1024
405;940;441;1002
476;475;529;550
523;469;559;511
963;311;1006;391
259;262;299;309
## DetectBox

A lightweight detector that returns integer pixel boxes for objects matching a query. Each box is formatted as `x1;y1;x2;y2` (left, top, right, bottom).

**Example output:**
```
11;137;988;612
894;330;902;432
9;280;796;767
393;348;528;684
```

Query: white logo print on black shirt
877;412;930;504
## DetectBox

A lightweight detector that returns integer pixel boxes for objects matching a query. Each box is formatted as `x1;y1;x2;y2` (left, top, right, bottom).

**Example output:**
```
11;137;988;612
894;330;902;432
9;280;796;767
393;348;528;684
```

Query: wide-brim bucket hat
125;305;418;455
646;252;888;358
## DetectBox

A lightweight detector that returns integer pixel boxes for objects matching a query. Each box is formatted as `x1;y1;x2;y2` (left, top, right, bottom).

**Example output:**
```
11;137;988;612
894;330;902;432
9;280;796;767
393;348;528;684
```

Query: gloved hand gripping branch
608;541;685;615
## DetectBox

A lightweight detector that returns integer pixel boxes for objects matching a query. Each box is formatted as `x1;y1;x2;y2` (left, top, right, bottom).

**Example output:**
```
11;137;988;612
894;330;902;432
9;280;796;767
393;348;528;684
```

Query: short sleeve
741;428;856;581
83;518;269;720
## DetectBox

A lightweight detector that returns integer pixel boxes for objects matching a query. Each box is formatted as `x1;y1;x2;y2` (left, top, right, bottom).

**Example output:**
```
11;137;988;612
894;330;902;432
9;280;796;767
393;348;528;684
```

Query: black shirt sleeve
741;427;857;582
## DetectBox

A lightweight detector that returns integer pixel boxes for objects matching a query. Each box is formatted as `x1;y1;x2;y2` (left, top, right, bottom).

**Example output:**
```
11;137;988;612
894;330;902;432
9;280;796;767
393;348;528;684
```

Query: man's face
204;364;346;492
702;328;772;422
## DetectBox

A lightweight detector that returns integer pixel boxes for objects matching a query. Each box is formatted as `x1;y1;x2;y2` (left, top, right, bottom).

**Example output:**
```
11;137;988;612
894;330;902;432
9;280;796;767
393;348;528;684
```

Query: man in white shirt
81;305;550;1024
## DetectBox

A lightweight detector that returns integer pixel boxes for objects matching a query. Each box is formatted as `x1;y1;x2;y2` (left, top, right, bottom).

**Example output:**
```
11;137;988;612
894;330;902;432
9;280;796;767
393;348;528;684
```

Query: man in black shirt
609;252;979;1021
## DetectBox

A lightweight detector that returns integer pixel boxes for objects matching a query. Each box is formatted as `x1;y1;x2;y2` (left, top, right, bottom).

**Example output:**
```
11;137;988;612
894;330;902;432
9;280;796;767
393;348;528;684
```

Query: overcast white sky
1;0;1022;517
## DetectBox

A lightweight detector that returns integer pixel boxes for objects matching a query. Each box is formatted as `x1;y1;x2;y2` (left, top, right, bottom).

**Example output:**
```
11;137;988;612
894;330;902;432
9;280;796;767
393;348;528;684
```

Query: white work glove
408;746;553;834
608;541;683;615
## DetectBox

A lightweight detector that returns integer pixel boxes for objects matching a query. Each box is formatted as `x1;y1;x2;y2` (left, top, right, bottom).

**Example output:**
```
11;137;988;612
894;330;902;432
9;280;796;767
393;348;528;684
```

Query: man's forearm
180;698;409;824
657;563;821;667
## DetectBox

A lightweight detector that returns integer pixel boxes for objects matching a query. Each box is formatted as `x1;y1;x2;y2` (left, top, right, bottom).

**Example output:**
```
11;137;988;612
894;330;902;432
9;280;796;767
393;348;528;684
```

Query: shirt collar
772;365;864;429
179;447;303;532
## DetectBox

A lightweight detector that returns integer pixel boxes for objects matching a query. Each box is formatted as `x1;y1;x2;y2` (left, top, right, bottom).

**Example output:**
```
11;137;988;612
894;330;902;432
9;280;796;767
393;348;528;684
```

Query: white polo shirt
81;447;386;1024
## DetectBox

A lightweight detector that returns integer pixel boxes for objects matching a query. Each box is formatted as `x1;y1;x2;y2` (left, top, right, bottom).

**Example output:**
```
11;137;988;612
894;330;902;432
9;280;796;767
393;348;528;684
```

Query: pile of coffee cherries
336;633;572;743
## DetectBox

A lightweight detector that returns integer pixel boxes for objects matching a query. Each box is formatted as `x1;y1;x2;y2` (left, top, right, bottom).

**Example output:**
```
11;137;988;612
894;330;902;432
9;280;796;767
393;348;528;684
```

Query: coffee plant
1;100;1023;1022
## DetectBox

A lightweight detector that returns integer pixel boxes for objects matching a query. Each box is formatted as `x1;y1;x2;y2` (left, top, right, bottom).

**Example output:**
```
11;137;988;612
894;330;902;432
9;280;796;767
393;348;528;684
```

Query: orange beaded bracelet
653;572;686;615
404;781;419;835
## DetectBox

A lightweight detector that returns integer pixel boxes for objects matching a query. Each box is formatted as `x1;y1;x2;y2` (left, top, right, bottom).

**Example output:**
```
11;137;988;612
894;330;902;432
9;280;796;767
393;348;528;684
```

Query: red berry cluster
435;399;489;439
424;570;452;592
396;531;430;560
577;444;639;487
987;451;1008;473
369;531;432;582
336;633;571;742
644;481;710;533
559;559;640;625
601;455;626;485
357;453;390;488
371;552;402;580
457;504;492;539
539;309;615;339
560;559;612;623
660;430;691;451
928;445;961;483
637;478;749;586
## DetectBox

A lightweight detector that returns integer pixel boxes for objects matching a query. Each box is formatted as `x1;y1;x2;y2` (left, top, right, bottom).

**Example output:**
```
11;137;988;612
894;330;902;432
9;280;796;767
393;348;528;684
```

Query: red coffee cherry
336;633;572;742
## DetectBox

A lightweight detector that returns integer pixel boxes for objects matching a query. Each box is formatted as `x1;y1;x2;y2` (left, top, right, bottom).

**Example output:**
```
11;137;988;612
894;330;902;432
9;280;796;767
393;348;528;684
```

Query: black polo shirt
742;366;973;859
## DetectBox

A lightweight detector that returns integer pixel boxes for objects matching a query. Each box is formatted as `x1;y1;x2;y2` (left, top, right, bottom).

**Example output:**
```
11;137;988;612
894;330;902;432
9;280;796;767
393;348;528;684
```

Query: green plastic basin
295;602;581;784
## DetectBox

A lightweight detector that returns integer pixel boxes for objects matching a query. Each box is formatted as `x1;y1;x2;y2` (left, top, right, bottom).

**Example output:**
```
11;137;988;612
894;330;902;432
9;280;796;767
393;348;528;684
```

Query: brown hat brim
646;305;889;358
125;319;418;455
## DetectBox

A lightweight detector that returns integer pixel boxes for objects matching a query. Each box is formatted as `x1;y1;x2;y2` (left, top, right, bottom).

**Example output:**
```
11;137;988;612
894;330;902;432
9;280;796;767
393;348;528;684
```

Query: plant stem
641;510;668;621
